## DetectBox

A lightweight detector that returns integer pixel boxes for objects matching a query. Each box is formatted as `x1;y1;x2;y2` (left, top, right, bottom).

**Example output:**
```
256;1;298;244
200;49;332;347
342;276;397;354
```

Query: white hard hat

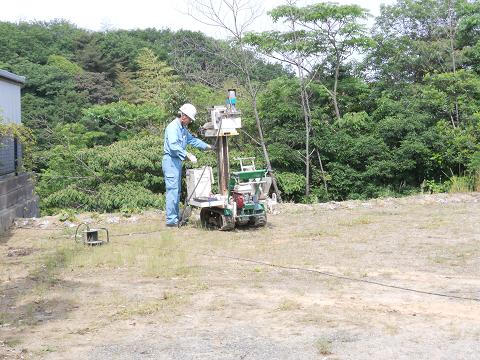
179;103;197;122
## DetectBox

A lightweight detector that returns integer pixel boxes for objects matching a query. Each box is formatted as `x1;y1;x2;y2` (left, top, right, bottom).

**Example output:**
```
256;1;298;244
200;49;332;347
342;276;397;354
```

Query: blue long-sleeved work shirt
163;118;209;159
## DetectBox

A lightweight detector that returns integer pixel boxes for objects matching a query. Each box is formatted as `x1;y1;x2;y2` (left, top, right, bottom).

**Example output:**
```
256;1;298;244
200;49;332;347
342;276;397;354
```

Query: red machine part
233;192;244;209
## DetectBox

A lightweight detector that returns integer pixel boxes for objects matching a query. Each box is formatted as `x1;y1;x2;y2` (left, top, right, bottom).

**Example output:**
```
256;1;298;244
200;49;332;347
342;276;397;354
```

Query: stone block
0;173;39;234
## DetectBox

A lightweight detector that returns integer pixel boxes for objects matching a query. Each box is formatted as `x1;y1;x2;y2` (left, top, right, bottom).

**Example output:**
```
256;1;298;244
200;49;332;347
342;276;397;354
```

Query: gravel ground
1;192;479;359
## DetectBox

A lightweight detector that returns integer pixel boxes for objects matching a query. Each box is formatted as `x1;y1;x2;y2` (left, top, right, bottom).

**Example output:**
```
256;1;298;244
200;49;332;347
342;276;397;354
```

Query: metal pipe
217;136;230;195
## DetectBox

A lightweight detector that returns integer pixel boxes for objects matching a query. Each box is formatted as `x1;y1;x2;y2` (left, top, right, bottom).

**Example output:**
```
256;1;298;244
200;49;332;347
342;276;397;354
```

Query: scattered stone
37;219;50;228
107;216;120;224
63;221;77;228
6;247;35;257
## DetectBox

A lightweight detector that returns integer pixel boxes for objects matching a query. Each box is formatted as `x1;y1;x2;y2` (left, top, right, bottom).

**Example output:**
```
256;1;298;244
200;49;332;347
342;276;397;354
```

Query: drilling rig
186;90;273;230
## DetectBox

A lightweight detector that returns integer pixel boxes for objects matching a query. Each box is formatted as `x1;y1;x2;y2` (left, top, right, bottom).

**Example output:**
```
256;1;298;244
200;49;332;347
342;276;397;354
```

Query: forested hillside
1;0;479;214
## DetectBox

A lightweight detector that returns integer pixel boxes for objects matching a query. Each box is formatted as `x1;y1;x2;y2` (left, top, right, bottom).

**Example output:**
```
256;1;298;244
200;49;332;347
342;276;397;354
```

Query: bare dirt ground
1;192;479;359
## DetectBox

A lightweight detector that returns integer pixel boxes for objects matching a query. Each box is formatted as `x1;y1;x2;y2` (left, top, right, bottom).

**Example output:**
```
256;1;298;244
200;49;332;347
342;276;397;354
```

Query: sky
1;0;395;38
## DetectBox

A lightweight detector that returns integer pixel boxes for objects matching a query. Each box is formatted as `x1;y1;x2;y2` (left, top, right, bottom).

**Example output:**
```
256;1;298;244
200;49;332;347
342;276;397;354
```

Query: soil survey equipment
75;223;110;246
185;89;274;230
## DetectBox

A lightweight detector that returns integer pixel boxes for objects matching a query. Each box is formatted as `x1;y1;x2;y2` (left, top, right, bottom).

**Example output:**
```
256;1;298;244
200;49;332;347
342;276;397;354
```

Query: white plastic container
186;167;213;200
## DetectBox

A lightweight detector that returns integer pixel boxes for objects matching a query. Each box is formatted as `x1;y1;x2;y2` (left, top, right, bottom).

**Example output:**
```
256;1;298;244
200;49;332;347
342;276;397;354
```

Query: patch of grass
432;255;448;264
384;322;399;335
3;338;22;347
338;216;374;226
0;312;11;325
315;338;333;355
474;171;480;192
41;345;57;353
30;245;76;288
90;212;102;221
381;271;394;279
32;230;196;280
427;245;476;267
285;207;309;215
190;281;210;291
417;217;447;229
300;229;340;240
23;303;36;325
301;312;324;324
277;299;302;311
449;176;473;193
114;292;185;320
70;327;92;335
452;251;475;266
139;235;193;278
207;298;227;311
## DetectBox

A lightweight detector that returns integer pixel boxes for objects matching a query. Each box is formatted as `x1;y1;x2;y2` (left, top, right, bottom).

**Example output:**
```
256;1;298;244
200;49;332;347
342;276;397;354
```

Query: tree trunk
316;149;328;193
448;0;460;125
247;81;283;202
333;58;341;121
298;66;310;196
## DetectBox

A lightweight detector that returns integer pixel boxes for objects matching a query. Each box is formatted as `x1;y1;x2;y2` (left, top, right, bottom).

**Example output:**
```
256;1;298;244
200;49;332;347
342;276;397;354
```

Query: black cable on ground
9;227;480;303
80;234;480;303
211;254;480;303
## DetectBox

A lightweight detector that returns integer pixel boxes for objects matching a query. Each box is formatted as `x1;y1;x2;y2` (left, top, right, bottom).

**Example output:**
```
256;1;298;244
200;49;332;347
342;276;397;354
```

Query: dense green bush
37;135;167;214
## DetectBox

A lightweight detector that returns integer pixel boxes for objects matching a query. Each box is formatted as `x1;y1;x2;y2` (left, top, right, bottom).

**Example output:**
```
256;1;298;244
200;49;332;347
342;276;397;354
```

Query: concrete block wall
0;173;39;234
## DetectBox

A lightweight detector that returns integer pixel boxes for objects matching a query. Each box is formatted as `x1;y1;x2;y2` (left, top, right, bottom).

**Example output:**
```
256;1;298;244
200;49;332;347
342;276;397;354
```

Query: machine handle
98;228;110;243
74;223;89;243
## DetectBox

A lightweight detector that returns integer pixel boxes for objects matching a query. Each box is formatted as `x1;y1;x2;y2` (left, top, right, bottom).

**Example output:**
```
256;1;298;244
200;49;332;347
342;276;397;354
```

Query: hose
178;111;225;227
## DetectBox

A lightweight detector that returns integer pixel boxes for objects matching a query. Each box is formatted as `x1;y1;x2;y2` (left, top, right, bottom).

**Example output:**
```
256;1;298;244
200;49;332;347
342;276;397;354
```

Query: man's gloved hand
186;151;198;163
207;143;217;151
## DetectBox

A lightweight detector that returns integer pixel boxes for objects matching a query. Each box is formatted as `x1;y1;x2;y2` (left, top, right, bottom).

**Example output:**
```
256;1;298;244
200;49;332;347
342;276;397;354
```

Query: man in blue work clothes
162;103;212;227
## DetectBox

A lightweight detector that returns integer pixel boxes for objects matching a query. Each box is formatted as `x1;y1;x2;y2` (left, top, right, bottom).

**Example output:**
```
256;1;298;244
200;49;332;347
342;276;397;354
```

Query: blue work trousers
162;155;183;225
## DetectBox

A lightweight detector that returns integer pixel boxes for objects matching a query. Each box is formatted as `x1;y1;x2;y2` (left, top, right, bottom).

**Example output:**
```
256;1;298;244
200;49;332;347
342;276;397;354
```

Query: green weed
277;299;302;311
338;216;373;226
3;338;22;348
114;292;185;320
449;176;473;193
315;338;333;355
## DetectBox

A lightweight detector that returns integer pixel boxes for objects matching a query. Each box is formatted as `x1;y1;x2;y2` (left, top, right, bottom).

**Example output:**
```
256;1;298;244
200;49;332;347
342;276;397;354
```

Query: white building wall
0;80;22;124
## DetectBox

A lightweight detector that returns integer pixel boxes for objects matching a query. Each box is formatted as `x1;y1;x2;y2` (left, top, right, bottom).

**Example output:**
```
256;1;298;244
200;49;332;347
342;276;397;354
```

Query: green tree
75;32;110;73
367;0;478;87
186;0;284;200
47;54;83;75
80;101;168;144
247;2;370;195
75;71;118;104
133;48;185;113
